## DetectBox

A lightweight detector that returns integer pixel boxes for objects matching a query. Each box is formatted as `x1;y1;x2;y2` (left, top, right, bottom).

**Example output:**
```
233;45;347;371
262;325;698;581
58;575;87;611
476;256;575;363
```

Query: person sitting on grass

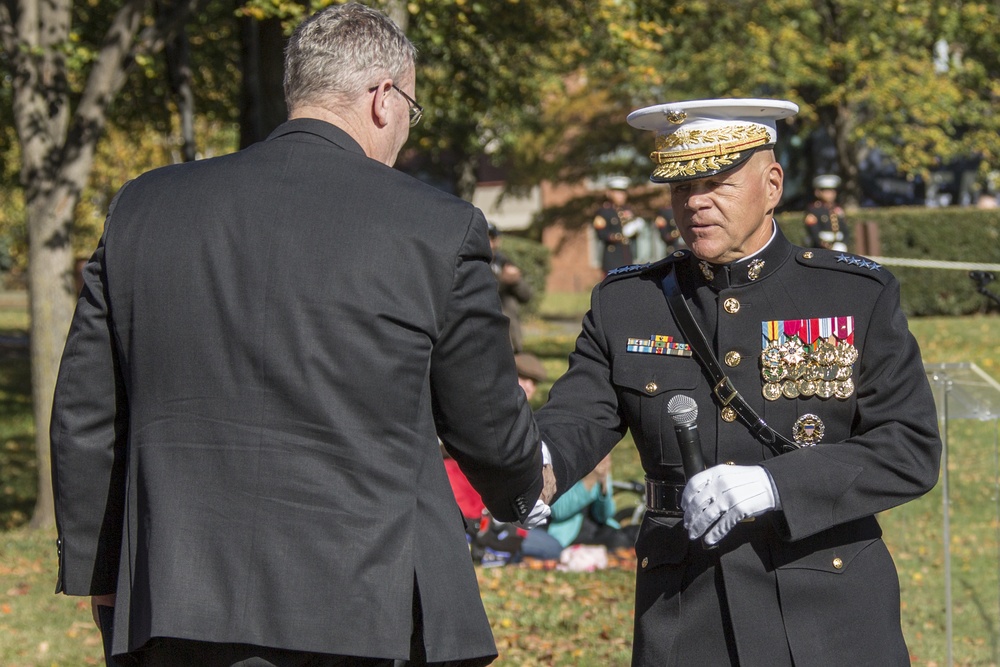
545;453;636;553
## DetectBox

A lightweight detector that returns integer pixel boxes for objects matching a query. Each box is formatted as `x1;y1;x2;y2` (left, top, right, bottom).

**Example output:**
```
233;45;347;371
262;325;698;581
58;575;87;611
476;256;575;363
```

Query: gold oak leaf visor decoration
626;98;800;184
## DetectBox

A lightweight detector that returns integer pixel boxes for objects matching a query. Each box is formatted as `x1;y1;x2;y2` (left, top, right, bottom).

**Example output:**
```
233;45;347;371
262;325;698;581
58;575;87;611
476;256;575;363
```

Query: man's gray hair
284;3;417;111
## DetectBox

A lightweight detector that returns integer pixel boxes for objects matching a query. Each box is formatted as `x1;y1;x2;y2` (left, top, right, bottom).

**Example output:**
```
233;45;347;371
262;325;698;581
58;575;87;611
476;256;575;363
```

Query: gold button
723;298;740;314
832;557;844;570
724;351;742;367
803;251;814;259
645;382;658;394
721;406;737;422
641;557;649;568
672;251;685;258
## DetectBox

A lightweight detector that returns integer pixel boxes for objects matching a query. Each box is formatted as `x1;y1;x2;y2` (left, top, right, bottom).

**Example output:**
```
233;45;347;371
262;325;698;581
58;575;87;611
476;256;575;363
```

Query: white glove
681;465;779;546
621;217;646;238
512;498;551;530
511;442;555;529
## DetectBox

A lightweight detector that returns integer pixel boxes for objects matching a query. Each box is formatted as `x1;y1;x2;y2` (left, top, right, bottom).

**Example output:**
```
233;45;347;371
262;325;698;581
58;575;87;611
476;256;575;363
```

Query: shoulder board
604;262;651;278
602;251;687;283
794;248;893;284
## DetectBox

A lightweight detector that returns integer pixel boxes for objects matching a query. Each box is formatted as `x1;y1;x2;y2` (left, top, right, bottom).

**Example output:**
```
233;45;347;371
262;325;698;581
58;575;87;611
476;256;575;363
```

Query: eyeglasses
370;83;423;127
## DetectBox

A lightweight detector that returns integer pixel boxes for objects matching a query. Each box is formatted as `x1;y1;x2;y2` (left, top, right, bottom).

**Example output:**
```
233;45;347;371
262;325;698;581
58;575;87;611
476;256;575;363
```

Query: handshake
518;443;781;546
514;444;558;530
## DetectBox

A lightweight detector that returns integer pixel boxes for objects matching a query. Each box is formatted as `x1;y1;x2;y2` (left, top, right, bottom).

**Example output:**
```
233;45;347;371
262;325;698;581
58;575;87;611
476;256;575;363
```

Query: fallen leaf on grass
6;582;30;596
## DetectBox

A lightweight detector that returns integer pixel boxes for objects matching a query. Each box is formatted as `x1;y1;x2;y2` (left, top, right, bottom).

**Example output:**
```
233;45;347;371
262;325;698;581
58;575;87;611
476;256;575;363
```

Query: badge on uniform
792;413;826;446
626;334;692;357
759;316;857;401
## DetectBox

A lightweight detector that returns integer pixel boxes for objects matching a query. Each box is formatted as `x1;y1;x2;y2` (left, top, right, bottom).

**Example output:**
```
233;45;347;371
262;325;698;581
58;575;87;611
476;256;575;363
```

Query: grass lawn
2;290;1000;665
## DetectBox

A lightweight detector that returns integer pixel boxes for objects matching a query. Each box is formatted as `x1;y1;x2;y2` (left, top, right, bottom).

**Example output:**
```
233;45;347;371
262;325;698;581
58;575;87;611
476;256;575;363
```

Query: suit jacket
50;119;544;664
537;226;941;666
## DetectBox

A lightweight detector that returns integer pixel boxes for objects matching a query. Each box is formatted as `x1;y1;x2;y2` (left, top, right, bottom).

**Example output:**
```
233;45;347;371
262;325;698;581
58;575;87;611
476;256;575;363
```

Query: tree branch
59;0;202;186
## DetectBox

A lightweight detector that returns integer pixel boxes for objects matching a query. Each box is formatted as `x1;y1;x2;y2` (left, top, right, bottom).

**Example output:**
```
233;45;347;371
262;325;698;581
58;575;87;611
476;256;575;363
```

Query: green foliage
0;0;243;277
496;234;549;318
0;126;27;286
777;207;1000;317
73;119;239;259
613;1;1000;202
0;341;35;530
401;0;598;194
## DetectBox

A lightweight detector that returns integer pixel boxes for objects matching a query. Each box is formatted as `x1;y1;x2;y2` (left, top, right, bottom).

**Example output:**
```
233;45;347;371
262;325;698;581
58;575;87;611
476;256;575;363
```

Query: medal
792;414;825;446
782;380;800;399
815;340;837;366
761;345;783;367
781;339;806;366
762;365;787;383
759;315;858;402
820;365;839;381
836;342;858;366
835;378;855;399
762;383;782;401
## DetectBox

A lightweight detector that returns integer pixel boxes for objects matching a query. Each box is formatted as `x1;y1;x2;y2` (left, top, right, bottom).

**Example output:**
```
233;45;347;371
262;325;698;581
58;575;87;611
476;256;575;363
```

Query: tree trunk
834;104;860;208
25;197;77;528
239;16;287;148
2;0;197;529
166;21;196;162
383;0;408;31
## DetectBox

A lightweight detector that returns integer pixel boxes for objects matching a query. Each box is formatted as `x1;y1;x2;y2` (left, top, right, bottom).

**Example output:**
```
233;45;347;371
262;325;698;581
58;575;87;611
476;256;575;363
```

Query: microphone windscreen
667;394;698;425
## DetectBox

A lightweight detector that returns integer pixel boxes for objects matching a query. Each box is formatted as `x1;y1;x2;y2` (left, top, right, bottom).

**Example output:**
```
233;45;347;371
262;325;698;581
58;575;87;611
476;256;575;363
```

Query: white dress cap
606;175;631;190
627;98;799;183
812;174;842;189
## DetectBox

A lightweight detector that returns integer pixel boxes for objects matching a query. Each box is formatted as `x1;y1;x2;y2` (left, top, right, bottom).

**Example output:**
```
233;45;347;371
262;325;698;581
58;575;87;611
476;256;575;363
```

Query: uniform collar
266;118;367;157
683;223;793;290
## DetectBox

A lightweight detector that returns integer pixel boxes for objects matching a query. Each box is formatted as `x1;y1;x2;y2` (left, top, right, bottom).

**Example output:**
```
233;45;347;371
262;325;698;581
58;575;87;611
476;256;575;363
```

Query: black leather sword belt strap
661;270;801;457
644;477;685;517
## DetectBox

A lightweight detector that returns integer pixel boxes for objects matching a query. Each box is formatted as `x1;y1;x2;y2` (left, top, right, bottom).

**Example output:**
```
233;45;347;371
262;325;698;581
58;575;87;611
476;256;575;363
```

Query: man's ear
371;80;392;127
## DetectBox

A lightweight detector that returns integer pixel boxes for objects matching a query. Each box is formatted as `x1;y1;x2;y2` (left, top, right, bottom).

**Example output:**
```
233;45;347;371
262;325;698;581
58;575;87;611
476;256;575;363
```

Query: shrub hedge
493;233;550;318
777;207;1000;317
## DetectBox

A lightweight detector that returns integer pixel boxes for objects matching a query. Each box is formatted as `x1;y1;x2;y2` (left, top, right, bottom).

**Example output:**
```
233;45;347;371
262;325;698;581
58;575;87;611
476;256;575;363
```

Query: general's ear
765;161;784;207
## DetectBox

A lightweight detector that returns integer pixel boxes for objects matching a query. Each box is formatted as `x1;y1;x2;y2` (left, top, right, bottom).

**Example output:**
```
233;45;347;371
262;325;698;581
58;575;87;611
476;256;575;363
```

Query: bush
777;207;1000;317
494;233;550;318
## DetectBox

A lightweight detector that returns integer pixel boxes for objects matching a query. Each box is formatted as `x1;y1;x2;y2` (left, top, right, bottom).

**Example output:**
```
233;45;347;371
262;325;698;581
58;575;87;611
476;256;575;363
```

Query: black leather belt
644;477;685;517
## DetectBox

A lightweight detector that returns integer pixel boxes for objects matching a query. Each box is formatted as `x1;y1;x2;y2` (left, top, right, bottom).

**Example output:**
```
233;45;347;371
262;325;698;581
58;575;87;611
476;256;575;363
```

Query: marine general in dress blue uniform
537;99;941;666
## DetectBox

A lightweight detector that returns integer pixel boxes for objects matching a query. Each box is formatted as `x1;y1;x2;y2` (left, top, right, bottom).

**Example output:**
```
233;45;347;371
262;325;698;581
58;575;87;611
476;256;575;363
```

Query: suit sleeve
50;187;131;596
761;277;942;541
535;285;629;498
431;209;543;523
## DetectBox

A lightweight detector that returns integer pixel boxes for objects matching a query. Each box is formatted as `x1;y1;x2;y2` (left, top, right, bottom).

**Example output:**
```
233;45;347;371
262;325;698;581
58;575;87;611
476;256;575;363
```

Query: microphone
668;394;716;550
667;395;706;480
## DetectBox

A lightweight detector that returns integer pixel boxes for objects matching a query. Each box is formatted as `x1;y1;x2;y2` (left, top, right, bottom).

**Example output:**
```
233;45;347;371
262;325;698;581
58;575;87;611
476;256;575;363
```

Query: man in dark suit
50;4;553;665
537;99;941;665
